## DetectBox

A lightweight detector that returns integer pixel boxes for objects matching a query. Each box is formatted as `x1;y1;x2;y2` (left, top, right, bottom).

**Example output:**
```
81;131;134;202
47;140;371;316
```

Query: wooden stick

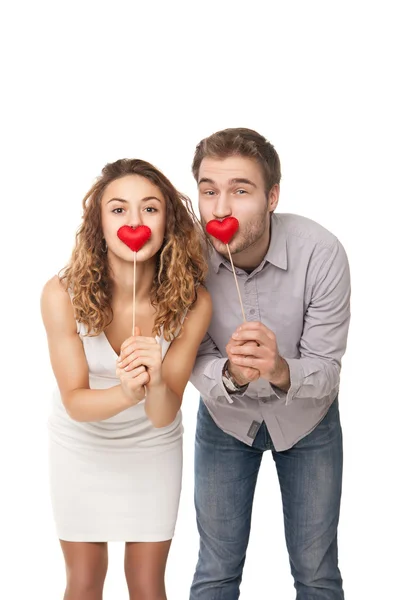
226;244;246;322
132;251;136;335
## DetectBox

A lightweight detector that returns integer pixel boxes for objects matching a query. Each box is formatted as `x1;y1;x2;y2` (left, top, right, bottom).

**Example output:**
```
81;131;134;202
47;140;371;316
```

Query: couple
41;128;350;600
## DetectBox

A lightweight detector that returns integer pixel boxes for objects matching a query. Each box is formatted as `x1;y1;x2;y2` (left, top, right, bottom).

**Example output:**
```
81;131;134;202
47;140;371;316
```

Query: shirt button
249;309;256;315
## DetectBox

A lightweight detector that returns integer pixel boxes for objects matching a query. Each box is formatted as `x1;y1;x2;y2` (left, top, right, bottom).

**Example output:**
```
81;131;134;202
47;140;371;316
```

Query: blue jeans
190;398;344;599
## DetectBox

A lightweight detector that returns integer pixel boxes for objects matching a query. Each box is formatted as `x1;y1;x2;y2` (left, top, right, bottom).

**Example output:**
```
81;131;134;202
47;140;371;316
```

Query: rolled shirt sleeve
190;333;248;405
271;240;351;405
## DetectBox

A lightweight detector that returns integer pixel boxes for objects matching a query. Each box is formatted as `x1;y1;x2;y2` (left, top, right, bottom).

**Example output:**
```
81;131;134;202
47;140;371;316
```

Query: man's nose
212;194;232;219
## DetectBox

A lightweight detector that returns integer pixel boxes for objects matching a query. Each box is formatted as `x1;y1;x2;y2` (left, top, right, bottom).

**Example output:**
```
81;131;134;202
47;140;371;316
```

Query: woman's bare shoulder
41;275;75;333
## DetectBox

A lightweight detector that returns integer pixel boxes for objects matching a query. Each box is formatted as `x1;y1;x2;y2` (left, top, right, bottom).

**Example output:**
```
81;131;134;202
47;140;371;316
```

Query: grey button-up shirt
190;212;351;451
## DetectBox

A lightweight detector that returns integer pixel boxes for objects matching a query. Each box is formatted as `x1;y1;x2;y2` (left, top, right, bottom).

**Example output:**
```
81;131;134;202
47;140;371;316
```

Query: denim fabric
190;398;344;599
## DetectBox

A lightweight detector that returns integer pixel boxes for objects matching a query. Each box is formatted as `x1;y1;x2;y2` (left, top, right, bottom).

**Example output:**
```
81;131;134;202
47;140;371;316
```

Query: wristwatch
222;360;249;394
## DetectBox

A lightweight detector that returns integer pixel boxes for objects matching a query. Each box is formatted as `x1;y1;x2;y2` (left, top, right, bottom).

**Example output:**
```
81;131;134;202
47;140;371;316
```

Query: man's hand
228;321;290;391
225;338;260;386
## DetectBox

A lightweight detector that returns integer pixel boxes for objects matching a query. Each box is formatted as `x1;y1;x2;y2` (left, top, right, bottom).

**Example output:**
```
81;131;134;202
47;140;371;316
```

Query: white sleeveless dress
48;321;183;542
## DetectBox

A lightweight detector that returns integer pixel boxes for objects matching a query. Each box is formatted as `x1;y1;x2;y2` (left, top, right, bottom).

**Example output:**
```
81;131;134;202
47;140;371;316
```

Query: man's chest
207;269;308;356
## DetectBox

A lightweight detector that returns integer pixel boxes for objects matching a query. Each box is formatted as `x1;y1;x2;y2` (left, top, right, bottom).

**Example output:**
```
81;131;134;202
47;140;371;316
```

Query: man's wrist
268;357;291;392
222;360;249;394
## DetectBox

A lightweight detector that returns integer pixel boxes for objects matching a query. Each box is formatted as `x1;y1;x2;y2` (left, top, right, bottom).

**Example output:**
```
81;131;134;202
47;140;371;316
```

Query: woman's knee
65;562;107;597
127;576;166;600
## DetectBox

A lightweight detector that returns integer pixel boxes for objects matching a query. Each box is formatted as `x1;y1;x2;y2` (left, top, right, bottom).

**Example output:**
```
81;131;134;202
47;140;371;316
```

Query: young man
189;128;350;600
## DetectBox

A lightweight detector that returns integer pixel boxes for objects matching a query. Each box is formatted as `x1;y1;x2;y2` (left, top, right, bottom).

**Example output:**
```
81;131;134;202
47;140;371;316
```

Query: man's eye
204;190;215;196
236;189;247;195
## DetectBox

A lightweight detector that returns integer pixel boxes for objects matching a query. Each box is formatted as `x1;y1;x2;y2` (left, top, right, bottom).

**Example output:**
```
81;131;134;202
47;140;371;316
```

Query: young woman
41;158;212;600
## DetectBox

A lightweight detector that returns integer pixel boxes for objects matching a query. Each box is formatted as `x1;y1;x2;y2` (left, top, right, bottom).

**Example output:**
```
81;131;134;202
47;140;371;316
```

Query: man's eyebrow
198;177;257;187
198;178;215;185
229;178;257;188
106;196;162;204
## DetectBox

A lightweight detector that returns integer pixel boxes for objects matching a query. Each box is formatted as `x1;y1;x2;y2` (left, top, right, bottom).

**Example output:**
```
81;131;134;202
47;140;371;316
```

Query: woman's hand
116;361;149;405
117;327;163;388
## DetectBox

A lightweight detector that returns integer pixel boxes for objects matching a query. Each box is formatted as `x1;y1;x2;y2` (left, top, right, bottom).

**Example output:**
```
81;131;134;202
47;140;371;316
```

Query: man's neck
230;228;271;272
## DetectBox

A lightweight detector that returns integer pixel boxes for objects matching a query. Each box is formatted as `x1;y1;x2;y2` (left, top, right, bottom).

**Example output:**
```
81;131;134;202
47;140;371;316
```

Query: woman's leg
60;541;108;600
124;540;172;600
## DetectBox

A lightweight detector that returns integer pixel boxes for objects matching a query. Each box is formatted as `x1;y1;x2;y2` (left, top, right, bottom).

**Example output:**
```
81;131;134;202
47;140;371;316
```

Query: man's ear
268;183;280;212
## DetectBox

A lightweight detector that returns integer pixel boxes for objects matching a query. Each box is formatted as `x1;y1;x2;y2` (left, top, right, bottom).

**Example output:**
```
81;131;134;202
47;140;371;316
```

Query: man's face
197;156;277;257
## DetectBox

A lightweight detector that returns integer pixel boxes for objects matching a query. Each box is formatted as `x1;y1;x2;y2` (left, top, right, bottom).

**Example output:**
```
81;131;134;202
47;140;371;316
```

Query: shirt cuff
204;358;247;405
270;358;305;406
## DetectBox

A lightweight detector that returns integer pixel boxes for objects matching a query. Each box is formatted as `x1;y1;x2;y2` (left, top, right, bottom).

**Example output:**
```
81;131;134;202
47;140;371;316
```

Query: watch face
222;374;237;392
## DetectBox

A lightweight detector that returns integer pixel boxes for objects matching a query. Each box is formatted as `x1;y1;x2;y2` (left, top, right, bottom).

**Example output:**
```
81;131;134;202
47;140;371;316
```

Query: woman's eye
144;207;157;213
112;207;124;214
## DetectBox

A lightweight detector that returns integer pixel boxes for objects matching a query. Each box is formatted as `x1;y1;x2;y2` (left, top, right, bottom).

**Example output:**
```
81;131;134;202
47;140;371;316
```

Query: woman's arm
118;286;213;427
41;276;147;422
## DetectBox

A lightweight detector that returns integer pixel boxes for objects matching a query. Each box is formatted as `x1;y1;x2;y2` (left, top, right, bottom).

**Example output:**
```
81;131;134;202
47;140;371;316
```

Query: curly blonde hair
61;159;208;340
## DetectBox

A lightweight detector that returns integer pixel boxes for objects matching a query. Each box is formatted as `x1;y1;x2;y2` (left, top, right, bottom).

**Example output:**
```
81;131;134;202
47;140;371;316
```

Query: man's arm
229;240;351;405
190;333;251;404
282;239;351;404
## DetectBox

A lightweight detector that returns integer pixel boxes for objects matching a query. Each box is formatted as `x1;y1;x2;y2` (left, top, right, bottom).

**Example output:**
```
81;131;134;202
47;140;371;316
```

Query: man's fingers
228;339;259;348
229;345;263;358
234;321;271;333
228;361;260;384
232;329;274;344
232;322;276;342
231;355;262;370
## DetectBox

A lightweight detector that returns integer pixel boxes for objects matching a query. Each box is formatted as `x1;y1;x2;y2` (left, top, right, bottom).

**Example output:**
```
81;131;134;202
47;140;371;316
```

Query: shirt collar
210;212;288;274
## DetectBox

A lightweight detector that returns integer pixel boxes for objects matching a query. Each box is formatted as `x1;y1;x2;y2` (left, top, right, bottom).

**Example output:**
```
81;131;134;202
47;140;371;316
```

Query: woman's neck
108;253;157;303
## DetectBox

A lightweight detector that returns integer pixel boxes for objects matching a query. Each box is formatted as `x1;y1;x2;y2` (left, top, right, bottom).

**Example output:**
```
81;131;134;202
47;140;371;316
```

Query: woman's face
101;174;167;262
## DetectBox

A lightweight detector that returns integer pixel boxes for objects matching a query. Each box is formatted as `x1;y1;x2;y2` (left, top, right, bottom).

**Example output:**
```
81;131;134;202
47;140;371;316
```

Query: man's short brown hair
192;128;281;195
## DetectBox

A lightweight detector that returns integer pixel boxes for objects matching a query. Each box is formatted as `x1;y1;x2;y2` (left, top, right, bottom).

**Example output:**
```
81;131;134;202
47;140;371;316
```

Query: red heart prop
117;225;152;252
206;217;239;244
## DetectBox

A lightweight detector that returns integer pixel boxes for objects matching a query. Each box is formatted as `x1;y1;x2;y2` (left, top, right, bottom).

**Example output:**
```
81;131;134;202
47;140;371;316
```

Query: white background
1;1;399;598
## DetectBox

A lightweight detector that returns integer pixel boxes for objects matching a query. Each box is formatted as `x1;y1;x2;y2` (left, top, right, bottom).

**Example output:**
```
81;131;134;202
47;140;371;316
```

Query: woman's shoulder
41;275;75;333
42;274;68;296
195;285;212;308
187;285;212;323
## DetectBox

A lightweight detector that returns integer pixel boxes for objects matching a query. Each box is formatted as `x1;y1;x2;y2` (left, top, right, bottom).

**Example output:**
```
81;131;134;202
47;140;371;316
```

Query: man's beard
201;205;268;256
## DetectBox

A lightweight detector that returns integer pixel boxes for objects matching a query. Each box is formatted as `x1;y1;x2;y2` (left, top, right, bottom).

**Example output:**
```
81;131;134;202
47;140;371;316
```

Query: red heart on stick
117;225;152;252
206;217;239;244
